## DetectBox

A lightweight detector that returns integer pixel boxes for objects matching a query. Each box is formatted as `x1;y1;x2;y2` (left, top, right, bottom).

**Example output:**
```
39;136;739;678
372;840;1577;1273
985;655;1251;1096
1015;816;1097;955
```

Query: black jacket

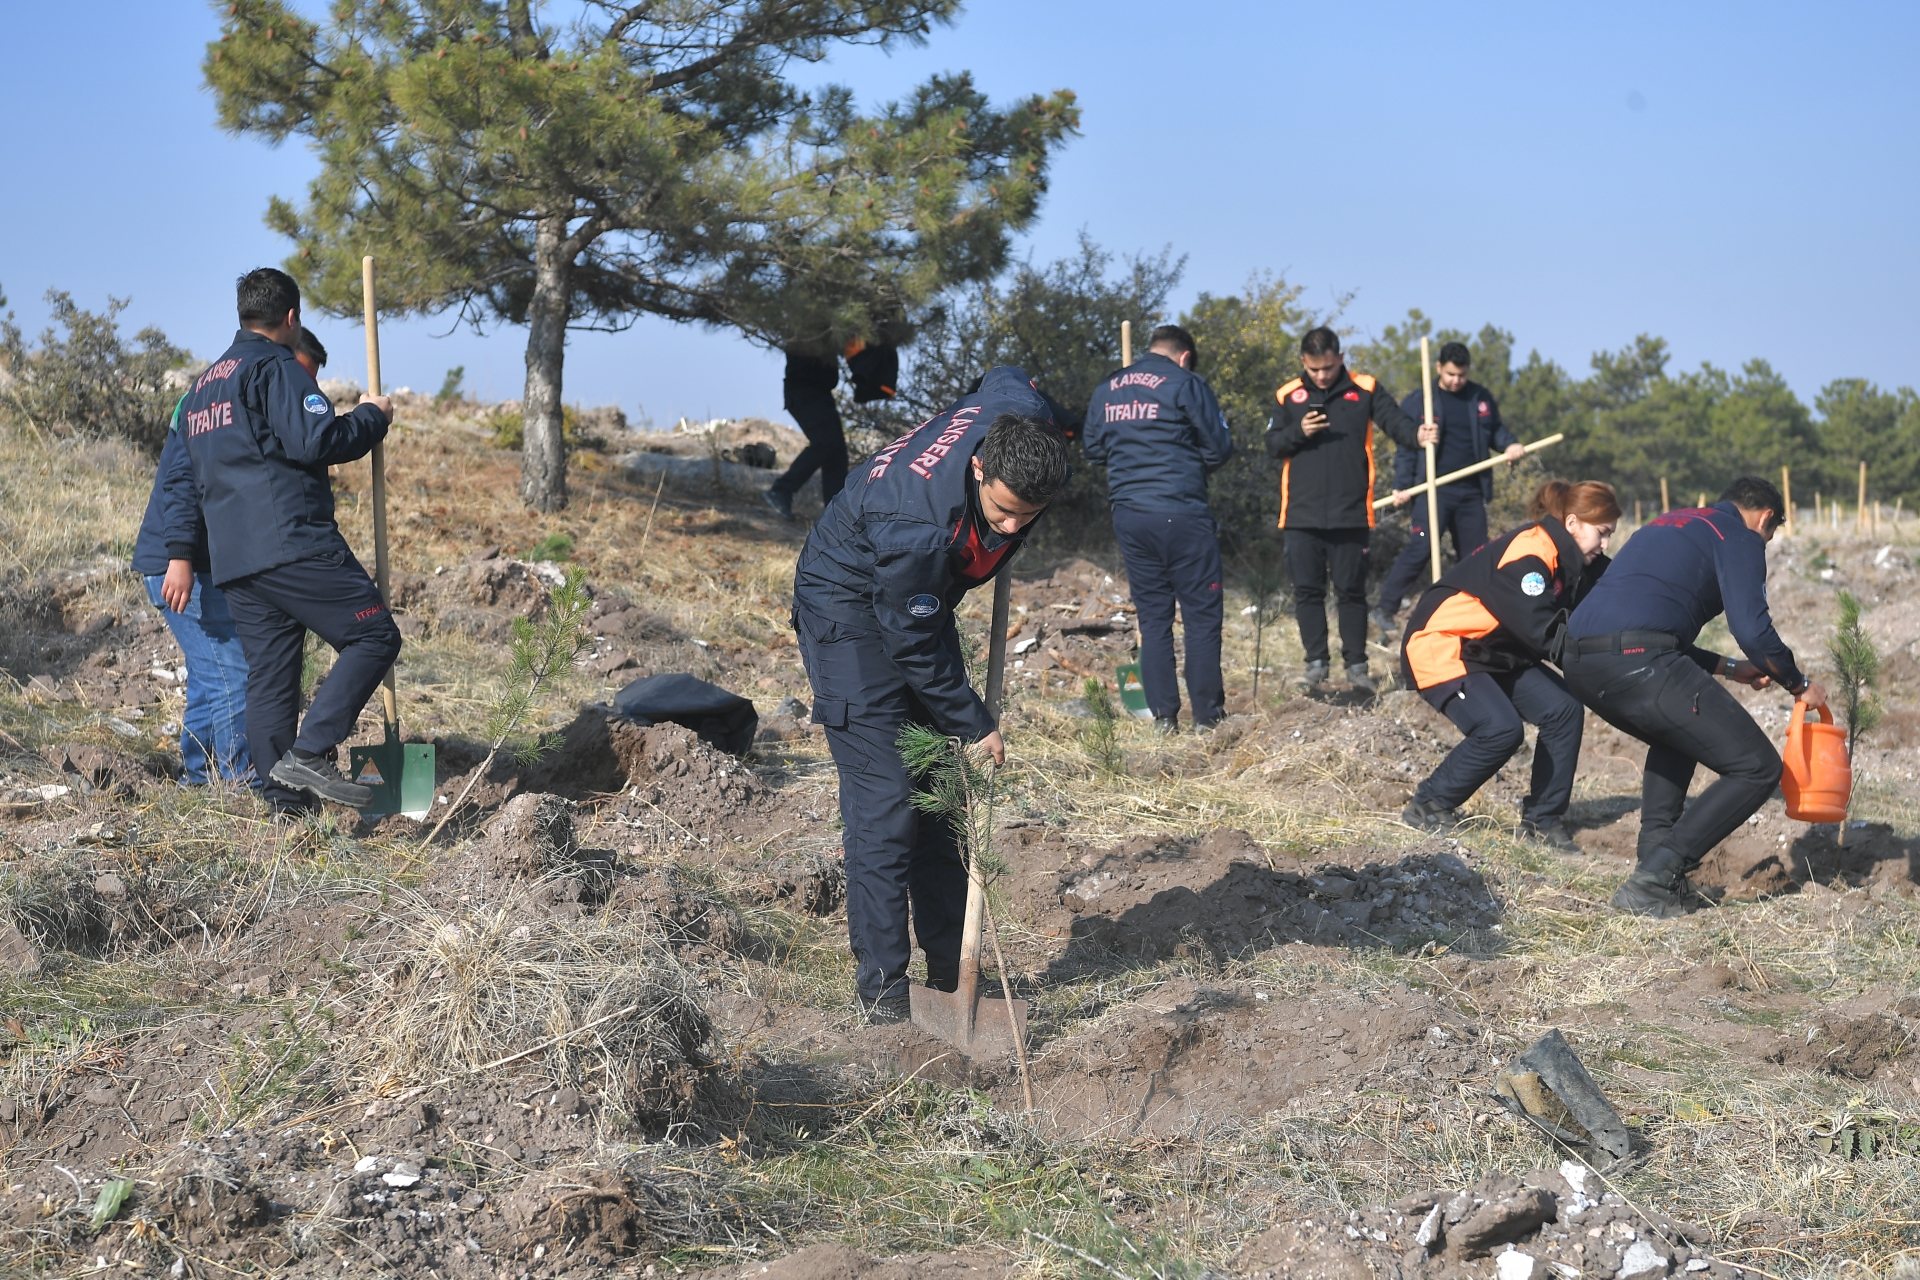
1264;365;1424;529
1390;380;1518;501
783;351;839;413
1082;352;1234;515
178;329;389;585
1403;518;1607;691
793;367;1056;741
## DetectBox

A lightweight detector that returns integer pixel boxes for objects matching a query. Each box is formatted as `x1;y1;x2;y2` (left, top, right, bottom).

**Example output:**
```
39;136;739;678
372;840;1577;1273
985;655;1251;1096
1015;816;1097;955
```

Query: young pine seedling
428;567;594;842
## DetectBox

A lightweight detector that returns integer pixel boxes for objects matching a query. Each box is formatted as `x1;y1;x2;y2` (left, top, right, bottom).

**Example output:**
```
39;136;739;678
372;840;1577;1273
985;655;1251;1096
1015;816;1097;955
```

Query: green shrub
0;288;193;452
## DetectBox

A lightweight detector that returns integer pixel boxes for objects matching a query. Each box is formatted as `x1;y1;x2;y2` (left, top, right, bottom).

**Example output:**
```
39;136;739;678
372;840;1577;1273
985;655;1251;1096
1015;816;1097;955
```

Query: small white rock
353;1156;381;1174
1686;1262;1711;1274
1496;1249;1536;1280
1415;1203;1444;1248
383;1164;421;1189
1619;1239;1666;1278
1558;1159;1588;1194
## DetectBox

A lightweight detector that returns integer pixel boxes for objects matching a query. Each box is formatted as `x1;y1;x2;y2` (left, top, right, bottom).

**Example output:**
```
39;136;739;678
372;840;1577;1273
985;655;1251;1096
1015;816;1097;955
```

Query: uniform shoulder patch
303;392;331;415
1289;388;1308;404
1521;571;1547;597
1477;399;1492;415
907;594;941;618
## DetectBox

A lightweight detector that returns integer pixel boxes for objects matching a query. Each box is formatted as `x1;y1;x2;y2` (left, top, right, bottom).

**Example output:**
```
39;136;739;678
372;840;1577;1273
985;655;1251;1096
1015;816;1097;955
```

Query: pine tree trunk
521;214;571;512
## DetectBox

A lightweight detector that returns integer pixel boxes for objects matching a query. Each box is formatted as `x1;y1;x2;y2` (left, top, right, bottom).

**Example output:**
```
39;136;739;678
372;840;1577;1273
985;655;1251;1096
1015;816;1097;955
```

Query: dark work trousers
1416;667;1584;824
794;607;968;1003
1378;488;1489;613
1285;527;1371;667
771;392;849;505
222;551;403;812
1562;642;1782;870
1111;506;1226;726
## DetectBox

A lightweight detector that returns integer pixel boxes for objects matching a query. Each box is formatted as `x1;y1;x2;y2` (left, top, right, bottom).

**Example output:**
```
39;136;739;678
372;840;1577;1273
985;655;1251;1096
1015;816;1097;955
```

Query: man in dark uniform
1083;324;1234;732
793;368;1070;1022
1266;327;1435;693
1374;341;1525;637
1561;477;1826;917
176;268;399;815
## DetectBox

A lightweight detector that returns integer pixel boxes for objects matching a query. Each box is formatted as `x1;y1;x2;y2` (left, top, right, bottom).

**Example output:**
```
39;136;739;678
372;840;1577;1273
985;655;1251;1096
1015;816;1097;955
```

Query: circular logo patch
1521;571;1547;597
303;392;331;415
1477;400;1492;415
907;594;941;618
1289;388;1308;404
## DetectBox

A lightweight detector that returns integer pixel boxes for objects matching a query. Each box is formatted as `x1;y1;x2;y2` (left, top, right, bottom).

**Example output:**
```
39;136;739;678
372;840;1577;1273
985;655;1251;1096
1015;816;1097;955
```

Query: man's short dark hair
1438;341;1471;368
1148;324;1196;359
237;268;301;325
1721;476;1786;531
295;326;328;369
1300;326;1341;358
978;413;1071;507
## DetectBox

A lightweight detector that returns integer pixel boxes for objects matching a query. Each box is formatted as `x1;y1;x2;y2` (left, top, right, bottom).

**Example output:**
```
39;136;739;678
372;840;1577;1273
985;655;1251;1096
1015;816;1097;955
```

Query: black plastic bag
613;673;759;757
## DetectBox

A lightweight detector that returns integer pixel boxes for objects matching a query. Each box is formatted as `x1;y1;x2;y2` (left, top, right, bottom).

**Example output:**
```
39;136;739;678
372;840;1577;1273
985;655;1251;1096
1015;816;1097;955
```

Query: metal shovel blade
910;986;1029;1059
350;723;436;819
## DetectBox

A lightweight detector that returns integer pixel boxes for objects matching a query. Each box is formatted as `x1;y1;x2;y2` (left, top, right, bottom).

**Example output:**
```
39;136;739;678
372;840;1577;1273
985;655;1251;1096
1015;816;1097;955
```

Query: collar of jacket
231;328;293;355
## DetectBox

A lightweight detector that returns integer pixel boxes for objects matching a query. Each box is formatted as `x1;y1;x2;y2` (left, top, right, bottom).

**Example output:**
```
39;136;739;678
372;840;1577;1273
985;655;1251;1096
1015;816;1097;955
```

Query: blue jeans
145;573;253;786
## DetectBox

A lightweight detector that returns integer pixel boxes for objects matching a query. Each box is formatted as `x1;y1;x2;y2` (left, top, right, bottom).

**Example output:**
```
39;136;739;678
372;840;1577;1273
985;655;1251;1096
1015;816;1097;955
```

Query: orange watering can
1781;700;1850;823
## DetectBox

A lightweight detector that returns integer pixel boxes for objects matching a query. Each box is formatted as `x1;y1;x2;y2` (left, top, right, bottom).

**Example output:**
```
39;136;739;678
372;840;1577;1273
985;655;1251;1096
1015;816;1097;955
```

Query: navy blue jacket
1390;380;1518;500
793;366;1056;741
131;398;205;575
1082;353;1234;515
1566;501;1806;689
178;330;388;585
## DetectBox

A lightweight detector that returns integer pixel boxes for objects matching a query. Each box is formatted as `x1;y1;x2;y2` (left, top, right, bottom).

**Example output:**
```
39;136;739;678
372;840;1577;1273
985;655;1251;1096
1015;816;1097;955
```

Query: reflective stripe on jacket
1263;366;1424;529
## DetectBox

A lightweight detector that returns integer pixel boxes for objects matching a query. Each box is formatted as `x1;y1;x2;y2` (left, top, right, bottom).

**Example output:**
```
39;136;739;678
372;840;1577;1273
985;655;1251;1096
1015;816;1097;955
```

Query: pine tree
205;0;1077;511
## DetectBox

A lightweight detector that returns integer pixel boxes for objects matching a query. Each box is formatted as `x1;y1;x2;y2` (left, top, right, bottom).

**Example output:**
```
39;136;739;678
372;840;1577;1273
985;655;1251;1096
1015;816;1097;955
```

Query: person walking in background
1560;477;1824;917
764;347;848;521
1266;327;1436;694
1083;324;1234;732
1399;480;1618;850
177;268;398;816
1374;341;1525;638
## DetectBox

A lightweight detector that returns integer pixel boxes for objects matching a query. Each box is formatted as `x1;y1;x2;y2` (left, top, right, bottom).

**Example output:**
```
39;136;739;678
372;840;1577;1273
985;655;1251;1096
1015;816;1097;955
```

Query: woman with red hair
1399;480;1620;850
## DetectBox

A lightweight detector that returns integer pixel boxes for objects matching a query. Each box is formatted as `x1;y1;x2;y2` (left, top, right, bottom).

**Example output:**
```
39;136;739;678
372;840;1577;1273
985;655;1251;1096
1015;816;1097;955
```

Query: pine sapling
1239;540;1287;703
429;568;594;842
1080;676;1123;775
1828;589;1882;841
897;723;1033;1108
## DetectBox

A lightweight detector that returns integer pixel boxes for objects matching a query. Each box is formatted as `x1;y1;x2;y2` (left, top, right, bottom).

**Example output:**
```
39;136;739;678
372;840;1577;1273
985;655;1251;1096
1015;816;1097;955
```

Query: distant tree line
855;243;1920;558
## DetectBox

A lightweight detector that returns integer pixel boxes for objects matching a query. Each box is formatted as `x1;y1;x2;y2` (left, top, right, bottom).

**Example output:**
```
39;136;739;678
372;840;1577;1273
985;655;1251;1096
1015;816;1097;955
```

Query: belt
1573;629;1680;657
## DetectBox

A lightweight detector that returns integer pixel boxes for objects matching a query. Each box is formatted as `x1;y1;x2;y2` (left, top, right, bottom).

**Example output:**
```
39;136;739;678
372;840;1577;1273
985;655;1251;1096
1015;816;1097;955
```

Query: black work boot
268;749;373;808
1370;605;1399;640
1294;660;1329;693
1346;663;1377;695
1610;847;1694;918
762;487;795;522
1152;716;1179;737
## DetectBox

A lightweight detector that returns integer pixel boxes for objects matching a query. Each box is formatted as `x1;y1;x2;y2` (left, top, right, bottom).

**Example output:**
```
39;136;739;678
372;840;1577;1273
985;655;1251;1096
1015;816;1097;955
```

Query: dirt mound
1001;826;1502;969
40;741;173;794
1004;977;1485;1137
1697;818;1920;899
1770;1011;1916;1079
692;1244;1015;1280
424;791;615;914
1232;1164;1736;1279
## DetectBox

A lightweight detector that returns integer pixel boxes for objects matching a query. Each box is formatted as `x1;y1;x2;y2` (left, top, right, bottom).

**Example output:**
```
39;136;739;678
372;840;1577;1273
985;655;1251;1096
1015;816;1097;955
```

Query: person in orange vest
1265;328;1435;693
1399;480;1620;851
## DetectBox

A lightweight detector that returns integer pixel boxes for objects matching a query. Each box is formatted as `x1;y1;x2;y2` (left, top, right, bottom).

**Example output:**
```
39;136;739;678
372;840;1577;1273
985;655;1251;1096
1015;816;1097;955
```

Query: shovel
908;568;1030;1058
347;255;435;820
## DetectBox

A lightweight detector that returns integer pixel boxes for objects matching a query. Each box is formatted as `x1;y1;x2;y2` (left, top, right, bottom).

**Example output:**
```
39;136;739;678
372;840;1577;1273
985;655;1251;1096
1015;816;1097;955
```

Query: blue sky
2;2;1914;425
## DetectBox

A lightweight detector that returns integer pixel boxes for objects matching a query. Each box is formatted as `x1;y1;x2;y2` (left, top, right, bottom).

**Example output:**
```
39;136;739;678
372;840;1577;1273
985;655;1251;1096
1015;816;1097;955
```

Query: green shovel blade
350;725;436;819
1115;663;1154;719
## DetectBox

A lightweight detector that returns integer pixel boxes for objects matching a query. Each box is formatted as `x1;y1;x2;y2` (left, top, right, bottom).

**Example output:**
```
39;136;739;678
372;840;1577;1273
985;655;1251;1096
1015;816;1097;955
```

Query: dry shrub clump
358;888;725;1132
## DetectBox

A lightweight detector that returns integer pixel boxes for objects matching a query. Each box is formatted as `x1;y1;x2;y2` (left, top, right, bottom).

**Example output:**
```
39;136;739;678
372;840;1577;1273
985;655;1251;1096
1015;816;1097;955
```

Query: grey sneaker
762;487;795;521
268;750;373;808
1402;798;1459;833
1346;663;1377;694
862;991;912;1025
1294;661;1329;693
1371;606;1399;639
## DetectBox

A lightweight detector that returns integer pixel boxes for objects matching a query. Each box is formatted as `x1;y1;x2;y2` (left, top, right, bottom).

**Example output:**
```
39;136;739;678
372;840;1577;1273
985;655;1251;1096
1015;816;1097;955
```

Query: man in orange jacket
1266;327;1434;693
